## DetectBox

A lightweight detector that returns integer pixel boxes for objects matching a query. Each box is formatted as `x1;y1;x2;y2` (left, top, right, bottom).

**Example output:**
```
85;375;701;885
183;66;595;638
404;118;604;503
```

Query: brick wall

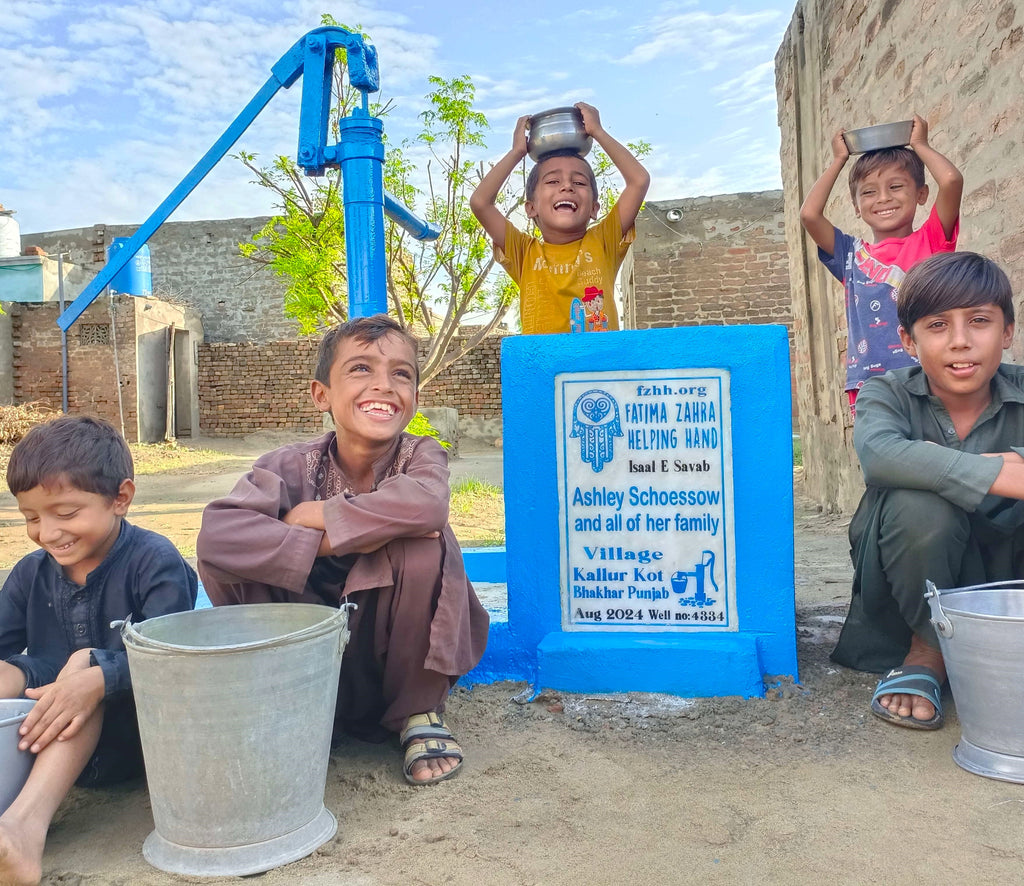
630;192;796;421
198;340;321;435
418;335;505;416
10;298;140;440
777;0;1024;513
197;334;506;436
631;192;790;329
21;205;795;438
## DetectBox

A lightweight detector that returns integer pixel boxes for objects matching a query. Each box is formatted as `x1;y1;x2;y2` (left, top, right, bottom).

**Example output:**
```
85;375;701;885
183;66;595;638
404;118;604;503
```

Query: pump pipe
57;26;437;330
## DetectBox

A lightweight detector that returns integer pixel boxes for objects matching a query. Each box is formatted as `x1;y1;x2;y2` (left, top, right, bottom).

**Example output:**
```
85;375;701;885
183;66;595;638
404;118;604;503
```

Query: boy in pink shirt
799;114;963;416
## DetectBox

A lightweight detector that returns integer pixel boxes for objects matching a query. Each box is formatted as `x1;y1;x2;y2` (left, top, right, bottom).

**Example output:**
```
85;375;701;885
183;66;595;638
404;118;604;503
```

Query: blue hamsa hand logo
570;389;622;472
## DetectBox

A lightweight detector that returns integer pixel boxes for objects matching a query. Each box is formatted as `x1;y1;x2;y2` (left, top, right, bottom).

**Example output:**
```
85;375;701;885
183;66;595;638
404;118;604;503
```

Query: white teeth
361;401;396;415
554;200;577;210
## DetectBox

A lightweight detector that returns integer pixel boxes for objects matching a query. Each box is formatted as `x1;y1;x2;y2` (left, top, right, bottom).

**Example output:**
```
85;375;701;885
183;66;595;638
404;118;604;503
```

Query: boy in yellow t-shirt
470;102;650;335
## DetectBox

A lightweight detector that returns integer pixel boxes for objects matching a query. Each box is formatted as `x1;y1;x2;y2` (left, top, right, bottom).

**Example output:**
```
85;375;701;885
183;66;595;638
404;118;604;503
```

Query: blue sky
2;0;796;235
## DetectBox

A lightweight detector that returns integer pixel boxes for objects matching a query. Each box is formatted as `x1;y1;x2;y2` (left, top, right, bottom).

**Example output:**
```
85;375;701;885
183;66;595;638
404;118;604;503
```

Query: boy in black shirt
0;416;196;885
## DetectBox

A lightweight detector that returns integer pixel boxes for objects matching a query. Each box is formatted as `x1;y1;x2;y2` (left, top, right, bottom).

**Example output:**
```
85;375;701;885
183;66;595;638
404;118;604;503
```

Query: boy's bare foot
0;820;44;886
874;635;946;723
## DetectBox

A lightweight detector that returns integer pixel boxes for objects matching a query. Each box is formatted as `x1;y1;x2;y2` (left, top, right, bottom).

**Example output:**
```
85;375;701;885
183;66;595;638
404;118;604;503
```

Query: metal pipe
383;193;440;241
57;253;68;413
337;113;387;317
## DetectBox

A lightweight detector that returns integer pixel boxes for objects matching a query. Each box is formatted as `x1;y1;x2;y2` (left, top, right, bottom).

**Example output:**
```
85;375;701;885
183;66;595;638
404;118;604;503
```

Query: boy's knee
385;535;444;573
879;489;970;546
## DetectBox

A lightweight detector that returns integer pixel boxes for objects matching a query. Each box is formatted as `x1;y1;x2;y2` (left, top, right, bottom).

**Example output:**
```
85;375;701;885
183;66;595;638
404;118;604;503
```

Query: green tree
236;152;348;330
383;74;519;385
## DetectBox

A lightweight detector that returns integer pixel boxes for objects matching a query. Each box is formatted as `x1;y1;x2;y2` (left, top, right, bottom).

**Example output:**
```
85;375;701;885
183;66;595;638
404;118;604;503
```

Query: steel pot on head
527;107;593;162
843;120;914;154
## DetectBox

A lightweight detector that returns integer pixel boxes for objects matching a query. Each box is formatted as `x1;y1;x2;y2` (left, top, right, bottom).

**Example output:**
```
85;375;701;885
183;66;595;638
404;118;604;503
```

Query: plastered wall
23;218;293;343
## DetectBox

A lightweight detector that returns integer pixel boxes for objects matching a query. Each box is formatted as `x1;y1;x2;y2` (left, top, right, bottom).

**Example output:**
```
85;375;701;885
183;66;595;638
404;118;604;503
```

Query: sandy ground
3;439;1024;885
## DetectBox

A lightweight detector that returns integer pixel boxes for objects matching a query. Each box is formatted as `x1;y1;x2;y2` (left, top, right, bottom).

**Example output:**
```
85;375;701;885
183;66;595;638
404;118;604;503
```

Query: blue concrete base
500;326;797;698
536;631;767;698
461;547;507;583
463;621;535;686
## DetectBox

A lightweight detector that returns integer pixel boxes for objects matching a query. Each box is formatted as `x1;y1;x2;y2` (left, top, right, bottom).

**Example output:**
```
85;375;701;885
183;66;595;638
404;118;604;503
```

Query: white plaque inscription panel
555;370;736;631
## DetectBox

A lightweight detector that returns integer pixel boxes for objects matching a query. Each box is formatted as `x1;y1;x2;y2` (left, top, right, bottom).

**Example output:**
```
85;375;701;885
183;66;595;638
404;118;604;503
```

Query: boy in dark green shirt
836;252;1024;729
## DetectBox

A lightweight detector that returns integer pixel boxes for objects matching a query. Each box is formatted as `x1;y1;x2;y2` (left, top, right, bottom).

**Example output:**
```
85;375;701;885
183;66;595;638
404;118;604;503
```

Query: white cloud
2;0;445;231
620;9;784;68
5;0;794;234
0;0;70;42
644;127;782;202
473;74;601;131
712;61;777;110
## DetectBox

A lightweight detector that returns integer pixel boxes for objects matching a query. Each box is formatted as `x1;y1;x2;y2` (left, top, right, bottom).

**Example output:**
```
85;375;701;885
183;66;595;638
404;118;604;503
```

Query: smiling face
310;332;419;451
853;162;929;241
525;155;599;243
17;478;133;585
900;303;1014;412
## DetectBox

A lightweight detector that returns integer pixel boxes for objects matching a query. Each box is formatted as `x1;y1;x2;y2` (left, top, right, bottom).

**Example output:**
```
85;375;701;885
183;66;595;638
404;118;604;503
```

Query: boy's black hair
315;314;420;386
848;147;926;201
6;415;134;499
526;149;599;202
897;251;1015;333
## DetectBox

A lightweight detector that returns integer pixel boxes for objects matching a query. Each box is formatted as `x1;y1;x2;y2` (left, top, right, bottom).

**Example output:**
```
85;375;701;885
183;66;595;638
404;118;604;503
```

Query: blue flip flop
870;665;944;730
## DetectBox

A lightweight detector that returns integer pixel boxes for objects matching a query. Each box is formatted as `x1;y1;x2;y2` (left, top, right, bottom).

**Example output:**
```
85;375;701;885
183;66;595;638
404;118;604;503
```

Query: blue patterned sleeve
817;226;852;283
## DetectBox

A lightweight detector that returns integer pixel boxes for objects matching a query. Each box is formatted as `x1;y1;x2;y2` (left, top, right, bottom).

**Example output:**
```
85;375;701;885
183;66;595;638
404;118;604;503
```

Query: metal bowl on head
843;120;914;154
527;107;593;162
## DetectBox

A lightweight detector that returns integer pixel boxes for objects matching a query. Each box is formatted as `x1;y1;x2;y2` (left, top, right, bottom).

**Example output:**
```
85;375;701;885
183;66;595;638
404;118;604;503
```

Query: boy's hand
798;129;850;255
575;102;603;137
512;115;530;159
284;501;332;555
283;500;326;532
909;113;929;149
20;665;105;753
58;647;95;675
906;111;961;239
831;129;850;163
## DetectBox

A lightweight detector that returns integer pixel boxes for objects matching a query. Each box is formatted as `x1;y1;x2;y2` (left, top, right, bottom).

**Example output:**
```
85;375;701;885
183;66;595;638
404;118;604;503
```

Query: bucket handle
0;712;29;730
116;604;356;653
924;578;1024;639
339;601;356;654
924;580;954;638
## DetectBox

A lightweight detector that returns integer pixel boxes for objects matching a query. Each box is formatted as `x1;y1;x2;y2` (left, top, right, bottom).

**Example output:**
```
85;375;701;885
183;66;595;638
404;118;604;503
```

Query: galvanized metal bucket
0;699;35;813
926;580;1024;782
122;603;352;877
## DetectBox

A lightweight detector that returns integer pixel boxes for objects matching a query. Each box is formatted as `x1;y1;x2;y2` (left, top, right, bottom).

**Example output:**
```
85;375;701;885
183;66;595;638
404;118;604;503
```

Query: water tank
0;208;20;259
108;237;153;296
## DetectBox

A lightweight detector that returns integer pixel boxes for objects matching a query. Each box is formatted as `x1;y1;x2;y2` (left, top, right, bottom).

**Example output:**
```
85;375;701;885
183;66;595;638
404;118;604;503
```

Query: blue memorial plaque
556;371;736;631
